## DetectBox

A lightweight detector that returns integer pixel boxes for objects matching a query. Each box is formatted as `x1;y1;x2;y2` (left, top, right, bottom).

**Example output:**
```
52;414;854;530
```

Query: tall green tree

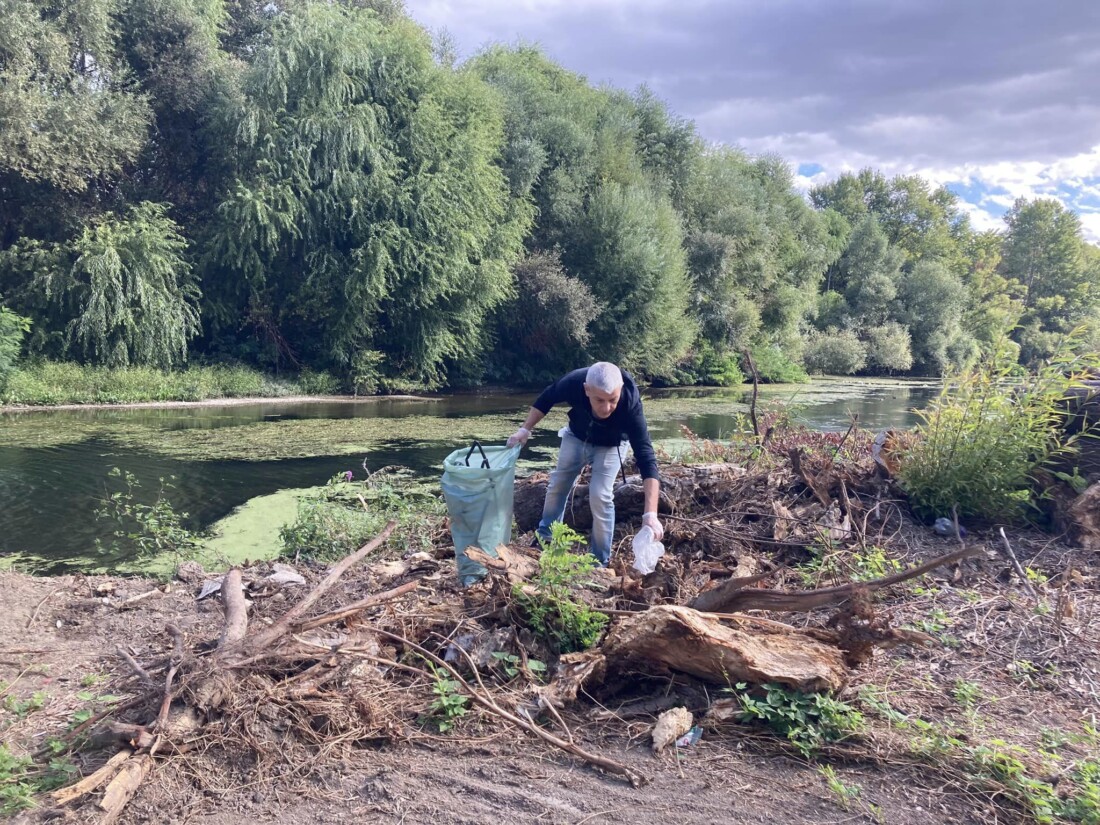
1000;198;1099;362
1;202;199;367
567;182;695;375
207;4;529;385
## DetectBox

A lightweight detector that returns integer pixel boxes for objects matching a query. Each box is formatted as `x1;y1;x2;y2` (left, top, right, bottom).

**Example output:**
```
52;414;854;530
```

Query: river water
0;378;938;571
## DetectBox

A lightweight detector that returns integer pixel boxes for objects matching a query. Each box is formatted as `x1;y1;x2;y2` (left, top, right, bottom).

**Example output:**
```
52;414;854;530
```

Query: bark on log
97;754;152;825
688;545;980;614
601;605;849;693
51;750;131;806
218;569;248;649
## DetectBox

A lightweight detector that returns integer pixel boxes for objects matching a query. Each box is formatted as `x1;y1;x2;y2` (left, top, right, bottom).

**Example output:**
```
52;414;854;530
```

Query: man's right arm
507;406;546;447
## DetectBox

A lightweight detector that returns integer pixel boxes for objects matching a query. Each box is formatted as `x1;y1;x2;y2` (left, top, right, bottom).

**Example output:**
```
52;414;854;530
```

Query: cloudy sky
404;0;1100;241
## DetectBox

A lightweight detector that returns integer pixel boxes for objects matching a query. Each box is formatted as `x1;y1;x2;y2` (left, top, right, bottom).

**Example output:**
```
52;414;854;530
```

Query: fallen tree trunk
594;605;849;693
217;569;247;649
689;545;980;614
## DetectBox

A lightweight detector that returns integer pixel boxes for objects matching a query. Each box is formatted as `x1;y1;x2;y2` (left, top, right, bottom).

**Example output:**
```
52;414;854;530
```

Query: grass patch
1;361;327;406
279;469;445;563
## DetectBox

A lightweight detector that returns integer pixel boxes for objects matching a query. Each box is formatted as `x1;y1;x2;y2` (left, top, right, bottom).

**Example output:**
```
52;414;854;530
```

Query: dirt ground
3;522;1097;825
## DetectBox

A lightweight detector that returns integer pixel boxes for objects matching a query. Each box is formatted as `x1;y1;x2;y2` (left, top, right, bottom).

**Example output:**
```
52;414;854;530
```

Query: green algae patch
201;487;308;564
108;411;528;462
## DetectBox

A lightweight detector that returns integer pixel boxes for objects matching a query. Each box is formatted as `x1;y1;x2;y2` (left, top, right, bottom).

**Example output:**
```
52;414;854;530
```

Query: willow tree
2;203;199;367
207;4;528;385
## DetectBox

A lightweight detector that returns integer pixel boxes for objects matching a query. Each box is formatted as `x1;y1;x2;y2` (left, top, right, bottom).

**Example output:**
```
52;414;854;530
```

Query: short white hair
585;362;623;393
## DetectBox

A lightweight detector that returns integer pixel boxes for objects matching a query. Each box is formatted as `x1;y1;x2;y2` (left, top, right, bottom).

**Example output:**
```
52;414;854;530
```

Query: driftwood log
689;545;981;614
513;463;748;532
554;605;848;697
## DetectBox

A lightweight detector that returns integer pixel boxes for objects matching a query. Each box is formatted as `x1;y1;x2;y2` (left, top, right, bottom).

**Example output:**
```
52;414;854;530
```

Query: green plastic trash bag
441;441;521;584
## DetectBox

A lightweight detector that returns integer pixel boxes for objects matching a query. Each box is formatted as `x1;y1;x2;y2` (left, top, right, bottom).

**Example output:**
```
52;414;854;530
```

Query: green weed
515;522;609;653
730;682;865;757
94;468;204;564
421;666;468;733
818;764;862;810
897;334;1099;522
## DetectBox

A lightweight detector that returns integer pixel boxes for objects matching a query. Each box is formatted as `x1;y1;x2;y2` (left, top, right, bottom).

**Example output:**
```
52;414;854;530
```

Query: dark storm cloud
406;0;1100;166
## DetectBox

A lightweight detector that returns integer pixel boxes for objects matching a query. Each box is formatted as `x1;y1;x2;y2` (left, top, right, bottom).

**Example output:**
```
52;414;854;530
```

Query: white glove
642;512;664;542
506;427;531;448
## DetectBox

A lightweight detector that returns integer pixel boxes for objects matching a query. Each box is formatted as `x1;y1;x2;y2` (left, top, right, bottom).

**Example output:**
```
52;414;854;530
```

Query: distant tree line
1;0;1098;391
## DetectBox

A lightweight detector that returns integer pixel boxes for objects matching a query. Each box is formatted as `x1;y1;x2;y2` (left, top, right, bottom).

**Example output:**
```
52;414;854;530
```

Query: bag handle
464;440;490;468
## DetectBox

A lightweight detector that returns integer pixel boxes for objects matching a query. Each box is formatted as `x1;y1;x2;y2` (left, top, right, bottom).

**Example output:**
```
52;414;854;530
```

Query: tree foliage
0;0;1096;388
3;203;199;367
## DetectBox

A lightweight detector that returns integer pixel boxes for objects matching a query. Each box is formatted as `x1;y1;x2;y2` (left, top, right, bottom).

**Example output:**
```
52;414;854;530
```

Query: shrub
802;328;867;375
865;322;914;373
897;335;1098;522
746;344;809;384
515;522;609;653
0;305;30;390
731;682;865;757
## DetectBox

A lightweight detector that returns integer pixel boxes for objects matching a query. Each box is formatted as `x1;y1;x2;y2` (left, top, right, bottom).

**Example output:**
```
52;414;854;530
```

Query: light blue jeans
537;430;623;565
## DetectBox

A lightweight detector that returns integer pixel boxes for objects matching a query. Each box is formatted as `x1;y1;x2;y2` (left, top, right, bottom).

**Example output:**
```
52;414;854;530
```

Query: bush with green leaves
0;304;30;389
802;328;868;375
747;344;809;384
515;522;609;653
94;468;204;563
897;334;1099;521
732;681;865;757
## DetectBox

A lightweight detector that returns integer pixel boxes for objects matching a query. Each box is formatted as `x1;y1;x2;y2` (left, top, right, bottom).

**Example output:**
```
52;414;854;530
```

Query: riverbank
2;435;1098;824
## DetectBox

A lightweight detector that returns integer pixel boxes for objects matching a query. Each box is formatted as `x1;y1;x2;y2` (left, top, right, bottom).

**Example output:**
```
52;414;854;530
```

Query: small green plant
0;743;77;815
953;679;982;709
422;665;468;733
94;468;204;562
490;652;546;682
515;522;609;653
818;764;862;809
731;682;865;757
2;692;47;719
79;673;106;688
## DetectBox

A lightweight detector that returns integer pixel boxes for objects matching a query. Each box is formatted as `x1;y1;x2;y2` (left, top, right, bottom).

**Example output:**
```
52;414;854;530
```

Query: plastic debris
675;726;703;748
631;525;666;575
933;517;966;538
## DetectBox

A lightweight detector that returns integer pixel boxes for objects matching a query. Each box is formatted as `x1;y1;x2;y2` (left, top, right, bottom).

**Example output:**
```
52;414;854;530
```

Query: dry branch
97;754;152;825
689;545;980;614
51;749;132;806
294;579;421;632
242;520;396;653
218;568;248;648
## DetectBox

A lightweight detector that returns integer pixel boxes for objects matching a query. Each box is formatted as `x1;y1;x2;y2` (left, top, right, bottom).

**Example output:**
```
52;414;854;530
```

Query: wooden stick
115;588;162;610
52;749;132;805
688;545;981;614
243;521;397;652
218;569;248;648
742;349;761;439
115;646;153;684
293;580;420;632
98;754;152;825
25;587;61;629
998;527;1039;601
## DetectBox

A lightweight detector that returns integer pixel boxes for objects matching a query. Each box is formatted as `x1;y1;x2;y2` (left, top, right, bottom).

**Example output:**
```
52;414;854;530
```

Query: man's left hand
642;512;664;541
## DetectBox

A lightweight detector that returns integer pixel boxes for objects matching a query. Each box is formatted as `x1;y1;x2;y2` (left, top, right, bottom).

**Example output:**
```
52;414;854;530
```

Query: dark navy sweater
532;368;660;480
